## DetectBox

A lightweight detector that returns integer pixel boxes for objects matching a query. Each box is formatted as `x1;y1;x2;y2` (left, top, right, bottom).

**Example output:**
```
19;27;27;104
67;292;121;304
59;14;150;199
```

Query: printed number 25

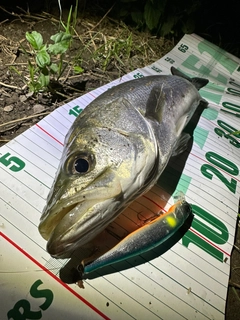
0;152;25;172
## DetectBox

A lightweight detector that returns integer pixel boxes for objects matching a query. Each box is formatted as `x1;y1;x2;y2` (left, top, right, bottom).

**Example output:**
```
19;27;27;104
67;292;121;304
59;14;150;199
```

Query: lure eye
74;158;89;173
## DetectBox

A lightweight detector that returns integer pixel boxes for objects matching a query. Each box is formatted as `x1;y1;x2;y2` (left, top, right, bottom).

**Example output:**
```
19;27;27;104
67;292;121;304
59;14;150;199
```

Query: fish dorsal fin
145;85;173;123
171;66;209;90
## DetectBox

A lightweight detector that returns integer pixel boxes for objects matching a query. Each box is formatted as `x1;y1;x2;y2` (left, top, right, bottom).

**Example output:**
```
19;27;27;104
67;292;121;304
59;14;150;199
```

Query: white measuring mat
1;34;240;319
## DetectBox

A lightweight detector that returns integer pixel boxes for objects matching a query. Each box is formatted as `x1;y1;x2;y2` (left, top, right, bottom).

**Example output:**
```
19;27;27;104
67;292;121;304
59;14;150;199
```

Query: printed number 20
201;152;238;193
0;152;25;172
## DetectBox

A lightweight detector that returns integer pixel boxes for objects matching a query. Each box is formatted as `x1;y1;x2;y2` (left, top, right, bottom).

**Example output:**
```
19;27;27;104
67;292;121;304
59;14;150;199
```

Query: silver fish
39;67;208;263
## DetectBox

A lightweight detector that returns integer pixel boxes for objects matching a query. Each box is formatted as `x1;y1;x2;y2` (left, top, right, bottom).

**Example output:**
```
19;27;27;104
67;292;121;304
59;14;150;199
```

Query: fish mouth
38;167;124;258
39;200;85;241
39;197;122;259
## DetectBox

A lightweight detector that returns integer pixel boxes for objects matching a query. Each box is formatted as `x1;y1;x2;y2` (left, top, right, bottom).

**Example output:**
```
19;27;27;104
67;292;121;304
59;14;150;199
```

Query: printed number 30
0;152;25;172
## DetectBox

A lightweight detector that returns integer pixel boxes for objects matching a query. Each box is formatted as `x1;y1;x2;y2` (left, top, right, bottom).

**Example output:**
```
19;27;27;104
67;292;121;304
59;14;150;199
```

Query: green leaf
39;72;50;88
27;60;35;80
50;32;72;44
119;8;130;18
48;43;66;55
159;15;176;36
49;63;59;74
144;1;160;30
73;66;84;74
36;50;51;68
144;0;166;30
28;80;42;93
48;32;72;55
131;11;144;26
121;0;138;2
182;17;195;34
26;31;43;50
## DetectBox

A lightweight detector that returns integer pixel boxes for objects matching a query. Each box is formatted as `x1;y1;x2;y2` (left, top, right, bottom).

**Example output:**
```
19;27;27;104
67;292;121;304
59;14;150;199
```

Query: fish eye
67;152;95;175
74;157;89;173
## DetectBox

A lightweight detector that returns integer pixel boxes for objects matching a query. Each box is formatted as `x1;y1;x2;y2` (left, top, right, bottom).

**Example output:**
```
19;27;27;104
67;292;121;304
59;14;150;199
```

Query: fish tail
171;66;209;90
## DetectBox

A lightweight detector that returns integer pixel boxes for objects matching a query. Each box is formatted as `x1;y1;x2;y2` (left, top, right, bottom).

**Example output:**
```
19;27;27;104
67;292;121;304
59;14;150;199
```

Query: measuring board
1;34;240;319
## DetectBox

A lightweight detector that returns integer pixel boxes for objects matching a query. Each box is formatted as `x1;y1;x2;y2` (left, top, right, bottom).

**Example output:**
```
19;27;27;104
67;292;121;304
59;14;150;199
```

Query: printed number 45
0;152;25;172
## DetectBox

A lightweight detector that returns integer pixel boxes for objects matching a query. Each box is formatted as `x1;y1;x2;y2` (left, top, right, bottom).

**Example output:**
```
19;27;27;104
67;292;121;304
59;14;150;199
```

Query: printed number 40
0;152;25;172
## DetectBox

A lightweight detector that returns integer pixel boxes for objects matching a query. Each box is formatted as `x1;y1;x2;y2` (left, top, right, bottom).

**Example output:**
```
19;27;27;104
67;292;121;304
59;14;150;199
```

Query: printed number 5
0;152;25;172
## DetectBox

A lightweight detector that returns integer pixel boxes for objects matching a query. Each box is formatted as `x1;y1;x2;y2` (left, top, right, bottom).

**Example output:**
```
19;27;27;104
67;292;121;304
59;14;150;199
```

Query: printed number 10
0;152;25;172
69;105;83;118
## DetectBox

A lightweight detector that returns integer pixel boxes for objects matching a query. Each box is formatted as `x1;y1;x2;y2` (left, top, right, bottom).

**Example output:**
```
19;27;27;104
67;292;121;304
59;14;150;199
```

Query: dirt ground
0;7;240;319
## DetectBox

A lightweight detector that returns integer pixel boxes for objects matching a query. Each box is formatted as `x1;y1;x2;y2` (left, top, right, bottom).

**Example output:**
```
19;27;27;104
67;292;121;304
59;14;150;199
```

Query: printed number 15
0;152;25;172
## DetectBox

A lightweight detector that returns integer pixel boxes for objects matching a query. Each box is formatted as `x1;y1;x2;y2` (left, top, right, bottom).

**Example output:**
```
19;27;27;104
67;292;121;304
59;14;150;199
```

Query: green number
69;105;83;117
214;128;240;148
182;204;229;262
191;204;229;244
227;87;240;97
182;230;224;262
221;109;240;118
178;44;189;53
229;80;240;89
165;57;175;64
222;101;240;113
201;152;238;193
206;151;239;175
151;65;162;73
133;72;144;79
217;120;240;138
201;164;237;193
0;152;25;172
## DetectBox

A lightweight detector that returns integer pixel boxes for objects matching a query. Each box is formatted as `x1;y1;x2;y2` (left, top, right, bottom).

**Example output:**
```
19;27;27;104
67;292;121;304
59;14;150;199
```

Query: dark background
0;0;239;56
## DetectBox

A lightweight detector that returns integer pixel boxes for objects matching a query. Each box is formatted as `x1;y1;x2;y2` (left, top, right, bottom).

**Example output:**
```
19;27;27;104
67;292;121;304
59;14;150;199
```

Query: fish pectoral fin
145;84;172;123
171;132;191;156
175;113;188;137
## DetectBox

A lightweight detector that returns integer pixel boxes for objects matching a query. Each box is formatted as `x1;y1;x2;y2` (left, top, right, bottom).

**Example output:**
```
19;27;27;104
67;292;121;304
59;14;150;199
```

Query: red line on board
36;124;64;146
88;92;96;98
142;195;165;211
142;196;231;257
189;227;231;257
190;152;240;182
0;232;110;320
